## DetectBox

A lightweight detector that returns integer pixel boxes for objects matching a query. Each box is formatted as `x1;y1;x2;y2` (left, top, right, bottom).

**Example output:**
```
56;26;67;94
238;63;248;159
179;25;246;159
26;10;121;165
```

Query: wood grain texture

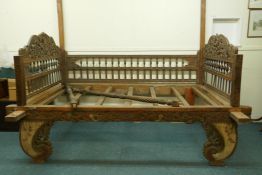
57;0;65;50
5;110;26;122
171;87;190;106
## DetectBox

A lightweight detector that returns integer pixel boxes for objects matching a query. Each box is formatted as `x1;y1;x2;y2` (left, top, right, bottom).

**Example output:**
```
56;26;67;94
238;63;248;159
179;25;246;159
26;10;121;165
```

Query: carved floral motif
204;34;237;59
20;121;53;163
19;33;61;59
201;118;237;166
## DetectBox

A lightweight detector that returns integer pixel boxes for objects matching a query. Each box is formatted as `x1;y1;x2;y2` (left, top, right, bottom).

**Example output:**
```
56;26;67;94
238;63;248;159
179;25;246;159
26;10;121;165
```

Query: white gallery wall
0;0;59;67
0;0;261;118
63;0;200;53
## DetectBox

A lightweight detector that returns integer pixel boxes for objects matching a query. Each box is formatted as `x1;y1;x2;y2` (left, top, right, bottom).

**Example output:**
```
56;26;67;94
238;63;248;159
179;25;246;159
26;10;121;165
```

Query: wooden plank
5;111;26;122
85;86;92;91
230;55;243;107
57;0;65;50
149;86;158;106
125;86;134;105
198;85;230;106
27;84;64;105
96;86;112;105
38;89;65;105
14;56;26;106
198;0;206;84
230;112;250;124
171;87;189;106
192;87;218;106
200;0;206;50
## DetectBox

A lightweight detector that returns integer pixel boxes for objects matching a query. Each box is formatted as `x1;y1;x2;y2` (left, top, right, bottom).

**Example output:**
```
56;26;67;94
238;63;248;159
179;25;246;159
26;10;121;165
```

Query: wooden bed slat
171;87;190;106
125;86;134;106
5;111;26;122
230;112;250;123
149;86;158;106
96;86;112;105
192;87;217;106
27;84;64;105
197;85;230;106
39;89;65;105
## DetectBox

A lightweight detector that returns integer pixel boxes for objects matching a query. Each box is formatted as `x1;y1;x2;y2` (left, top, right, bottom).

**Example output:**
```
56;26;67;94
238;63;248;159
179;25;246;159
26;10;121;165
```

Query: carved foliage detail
201;119;237;165
20;121;53;163
19;33;61;59
204;34;237;59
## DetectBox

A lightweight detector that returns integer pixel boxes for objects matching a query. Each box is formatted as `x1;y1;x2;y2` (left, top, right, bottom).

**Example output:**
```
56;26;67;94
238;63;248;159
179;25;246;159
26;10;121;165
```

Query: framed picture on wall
249;0;262;9
248;10;262;37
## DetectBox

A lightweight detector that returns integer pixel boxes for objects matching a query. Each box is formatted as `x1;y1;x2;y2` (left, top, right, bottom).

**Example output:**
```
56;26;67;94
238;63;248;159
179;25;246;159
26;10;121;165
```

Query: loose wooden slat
230;112;250;123
197;85;230;106
5;111;26;122
96;86;112;105
192;87;218;106
171;87;189;106
149;86;158;106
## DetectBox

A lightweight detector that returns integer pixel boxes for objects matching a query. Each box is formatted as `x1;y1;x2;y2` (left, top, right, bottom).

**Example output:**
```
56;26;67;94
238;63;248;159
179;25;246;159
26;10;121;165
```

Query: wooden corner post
57;0;65;50
230;54;243;107
198;0;206;84
14;56;26;106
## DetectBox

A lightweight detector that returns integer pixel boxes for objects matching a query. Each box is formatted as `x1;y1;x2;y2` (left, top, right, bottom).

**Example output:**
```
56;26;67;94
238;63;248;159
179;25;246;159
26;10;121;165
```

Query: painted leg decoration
19;120;53;163
202;119;237;166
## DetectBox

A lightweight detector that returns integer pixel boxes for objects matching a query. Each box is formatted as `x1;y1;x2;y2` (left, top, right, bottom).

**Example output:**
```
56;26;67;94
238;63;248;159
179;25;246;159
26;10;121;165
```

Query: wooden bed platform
5;33;252;166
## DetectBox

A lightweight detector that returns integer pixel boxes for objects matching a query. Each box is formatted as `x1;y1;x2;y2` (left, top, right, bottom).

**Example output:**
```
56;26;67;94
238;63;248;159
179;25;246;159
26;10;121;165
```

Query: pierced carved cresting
202;118;237;166
19;33;61;59
204;34;237;59
19;120;54;163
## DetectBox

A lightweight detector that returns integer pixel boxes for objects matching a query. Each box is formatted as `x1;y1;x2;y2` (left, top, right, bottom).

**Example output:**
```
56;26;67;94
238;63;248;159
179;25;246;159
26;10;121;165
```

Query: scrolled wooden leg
19;120;53;163
202;119;237;166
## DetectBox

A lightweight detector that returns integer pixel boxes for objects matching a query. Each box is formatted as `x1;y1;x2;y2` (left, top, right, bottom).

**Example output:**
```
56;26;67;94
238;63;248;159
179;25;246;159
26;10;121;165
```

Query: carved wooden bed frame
5;33;251;166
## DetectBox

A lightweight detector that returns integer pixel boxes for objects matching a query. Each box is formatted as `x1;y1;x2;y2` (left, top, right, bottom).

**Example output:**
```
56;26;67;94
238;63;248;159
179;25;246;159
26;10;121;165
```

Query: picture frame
248;10;262;37
249;0;262;9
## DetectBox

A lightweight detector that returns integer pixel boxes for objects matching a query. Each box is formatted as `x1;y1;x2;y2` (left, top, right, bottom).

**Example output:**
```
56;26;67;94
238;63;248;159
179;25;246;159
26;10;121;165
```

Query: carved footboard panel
201;35;242;107
14;33;65;105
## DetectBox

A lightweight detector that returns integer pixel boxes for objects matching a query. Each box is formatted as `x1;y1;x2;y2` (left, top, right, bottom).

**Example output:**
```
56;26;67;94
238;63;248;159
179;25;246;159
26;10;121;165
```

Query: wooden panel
57;0;65;50
192;87;217;106
66;55;198;83
202;34;242;107
149;86;157;106
96;86;113;105
125;86;134;106
197;85;230;106
171;87;190;106
14;33;64;105
5;111;26;122
230;112;250;123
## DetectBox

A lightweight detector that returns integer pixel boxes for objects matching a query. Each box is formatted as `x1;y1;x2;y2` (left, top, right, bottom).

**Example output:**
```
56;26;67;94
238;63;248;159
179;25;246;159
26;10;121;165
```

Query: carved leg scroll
19;120;53;163
202;119;237;166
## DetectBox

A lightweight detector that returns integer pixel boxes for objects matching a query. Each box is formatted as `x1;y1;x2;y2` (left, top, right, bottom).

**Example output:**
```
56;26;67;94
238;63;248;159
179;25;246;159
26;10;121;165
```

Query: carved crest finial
204;34;237;59
19;32;61;59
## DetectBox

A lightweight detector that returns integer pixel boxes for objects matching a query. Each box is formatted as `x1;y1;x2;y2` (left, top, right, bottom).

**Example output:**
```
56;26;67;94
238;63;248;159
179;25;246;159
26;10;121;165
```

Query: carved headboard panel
14;33;64;105
202;34;242;106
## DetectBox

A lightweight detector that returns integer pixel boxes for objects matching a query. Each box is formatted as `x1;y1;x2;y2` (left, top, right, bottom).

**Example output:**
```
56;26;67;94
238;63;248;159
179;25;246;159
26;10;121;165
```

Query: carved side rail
201;35;242;107
14;33;64;105
66;55;198;83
